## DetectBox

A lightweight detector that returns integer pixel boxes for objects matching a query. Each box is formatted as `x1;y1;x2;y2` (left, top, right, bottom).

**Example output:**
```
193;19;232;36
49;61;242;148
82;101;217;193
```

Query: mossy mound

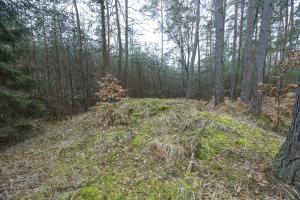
0;98;293;199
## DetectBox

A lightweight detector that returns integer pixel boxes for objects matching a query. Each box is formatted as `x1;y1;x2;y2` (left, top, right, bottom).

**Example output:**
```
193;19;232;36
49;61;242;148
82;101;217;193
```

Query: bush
96;74;126;125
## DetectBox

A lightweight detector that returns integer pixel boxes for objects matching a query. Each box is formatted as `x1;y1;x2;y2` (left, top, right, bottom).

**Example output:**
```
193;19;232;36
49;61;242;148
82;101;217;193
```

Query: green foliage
0;1;45;141
75;185;102;200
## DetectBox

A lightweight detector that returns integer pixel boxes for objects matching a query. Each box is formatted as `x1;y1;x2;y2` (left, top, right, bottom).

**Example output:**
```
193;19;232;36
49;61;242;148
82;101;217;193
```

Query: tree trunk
240;0;256;102
73;0;88;110
289;0;294;51
214;0;225;106
160;0;164;96
237;0;245;96
197;35;201;98
100;0;107;76
115;0;122;80
106;0;110;68
275;84;300;191
229;0;239;101
186;0;200;99
250;0;274;116
124;0;129;88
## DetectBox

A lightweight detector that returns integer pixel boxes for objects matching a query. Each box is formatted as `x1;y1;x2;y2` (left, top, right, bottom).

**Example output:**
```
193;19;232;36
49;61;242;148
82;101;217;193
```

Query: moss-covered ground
0;98;295;199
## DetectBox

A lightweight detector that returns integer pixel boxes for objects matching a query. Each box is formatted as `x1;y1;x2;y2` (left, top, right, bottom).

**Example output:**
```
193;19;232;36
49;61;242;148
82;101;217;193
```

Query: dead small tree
96;73;126;125
261;51;300;130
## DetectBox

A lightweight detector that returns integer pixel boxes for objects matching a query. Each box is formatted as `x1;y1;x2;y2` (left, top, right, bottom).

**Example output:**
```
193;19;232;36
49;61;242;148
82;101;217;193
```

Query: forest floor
0;98;299;199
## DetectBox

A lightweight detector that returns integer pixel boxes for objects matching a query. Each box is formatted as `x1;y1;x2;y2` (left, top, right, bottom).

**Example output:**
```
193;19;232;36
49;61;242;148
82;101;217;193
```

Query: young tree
214;0;225;106
250;0;274;116
0;1;45;137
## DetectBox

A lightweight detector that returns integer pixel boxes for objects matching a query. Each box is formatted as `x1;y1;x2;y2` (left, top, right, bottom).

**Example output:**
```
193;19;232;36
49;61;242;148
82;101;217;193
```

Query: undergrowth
0;98;294;199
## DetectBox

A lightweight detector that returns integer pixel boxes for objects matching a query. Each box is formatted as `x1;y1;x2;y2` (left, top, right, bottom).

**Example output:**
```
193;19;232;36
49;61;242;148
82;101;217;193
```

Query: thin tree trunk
240;0;256;102
214;0;225;106
100;0;107;76
229;0;239;101
197;36;201;98
124;0;129;88
106;0;111;69
282;0;289;58
73;0;88;110
209;18;213;98
160;0;164;96
115;0;122;80
250;0;274;116
289;0;294;51
237;0;245;97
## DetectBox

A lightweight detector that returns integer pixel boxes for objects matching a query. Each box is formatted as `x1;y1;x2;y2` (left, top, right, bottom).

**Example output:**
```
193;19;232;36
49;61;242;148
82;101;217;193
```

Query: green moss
51;163;70;176
124;98;174;121
216;115;234;125
132;122;155;149
75;185;101;200
197;128;230;160
236;138;247;145
197;111;211;119
105;153;117;163
257;113;272;128
129;178;199;199
196;114;281;161
7;98;285;199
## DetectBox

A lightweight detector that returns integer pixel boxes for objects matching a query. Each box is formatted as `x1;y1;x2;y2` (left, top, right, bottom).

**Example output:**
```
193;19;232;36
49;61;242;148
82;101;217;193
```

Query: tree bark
275;83;300;191
240;0;256;102
124;0;129;88
197;35;201;98
214;0;225;106
100;0;107;76
115;0;122;80
186;0;200;99
289;0;294;51
73;0;88;110
281;0;289;58
106;0;110;68
161;0;164;96
237;0;245;96
250;0;274;116
229;0;239;101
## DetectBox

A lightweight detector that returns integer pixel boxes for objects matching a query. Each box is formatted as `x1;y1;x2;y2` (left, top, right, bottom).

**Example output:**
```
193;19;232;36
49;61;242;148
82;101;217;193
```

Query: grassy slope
0;98;294;199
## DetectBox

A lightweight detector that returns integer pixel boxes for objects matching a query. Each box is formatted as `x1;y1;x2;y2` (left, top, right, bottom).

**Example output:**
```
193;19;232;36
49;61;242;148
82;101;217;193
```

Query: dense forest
1;0;299;116
1;0;300;199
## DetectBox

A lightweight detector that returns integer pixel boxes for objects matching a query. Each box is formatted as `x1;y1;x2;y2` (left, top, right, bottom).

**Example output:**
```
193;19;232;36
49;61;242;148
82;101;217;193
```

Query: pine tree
0;1;45;139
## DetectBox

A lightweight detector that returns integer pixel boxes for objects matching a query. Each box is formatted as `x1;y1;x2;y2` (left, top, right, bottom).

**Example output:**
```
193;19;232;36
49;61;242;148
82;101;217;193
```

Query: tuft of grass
256;113;272;128
74;185;102;200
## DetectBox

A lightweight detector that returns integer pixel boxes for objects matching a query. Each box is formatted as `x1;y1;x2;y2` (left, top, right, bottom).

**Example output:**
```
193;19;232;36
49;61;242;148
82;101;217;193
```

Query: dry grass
0;98;297;199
